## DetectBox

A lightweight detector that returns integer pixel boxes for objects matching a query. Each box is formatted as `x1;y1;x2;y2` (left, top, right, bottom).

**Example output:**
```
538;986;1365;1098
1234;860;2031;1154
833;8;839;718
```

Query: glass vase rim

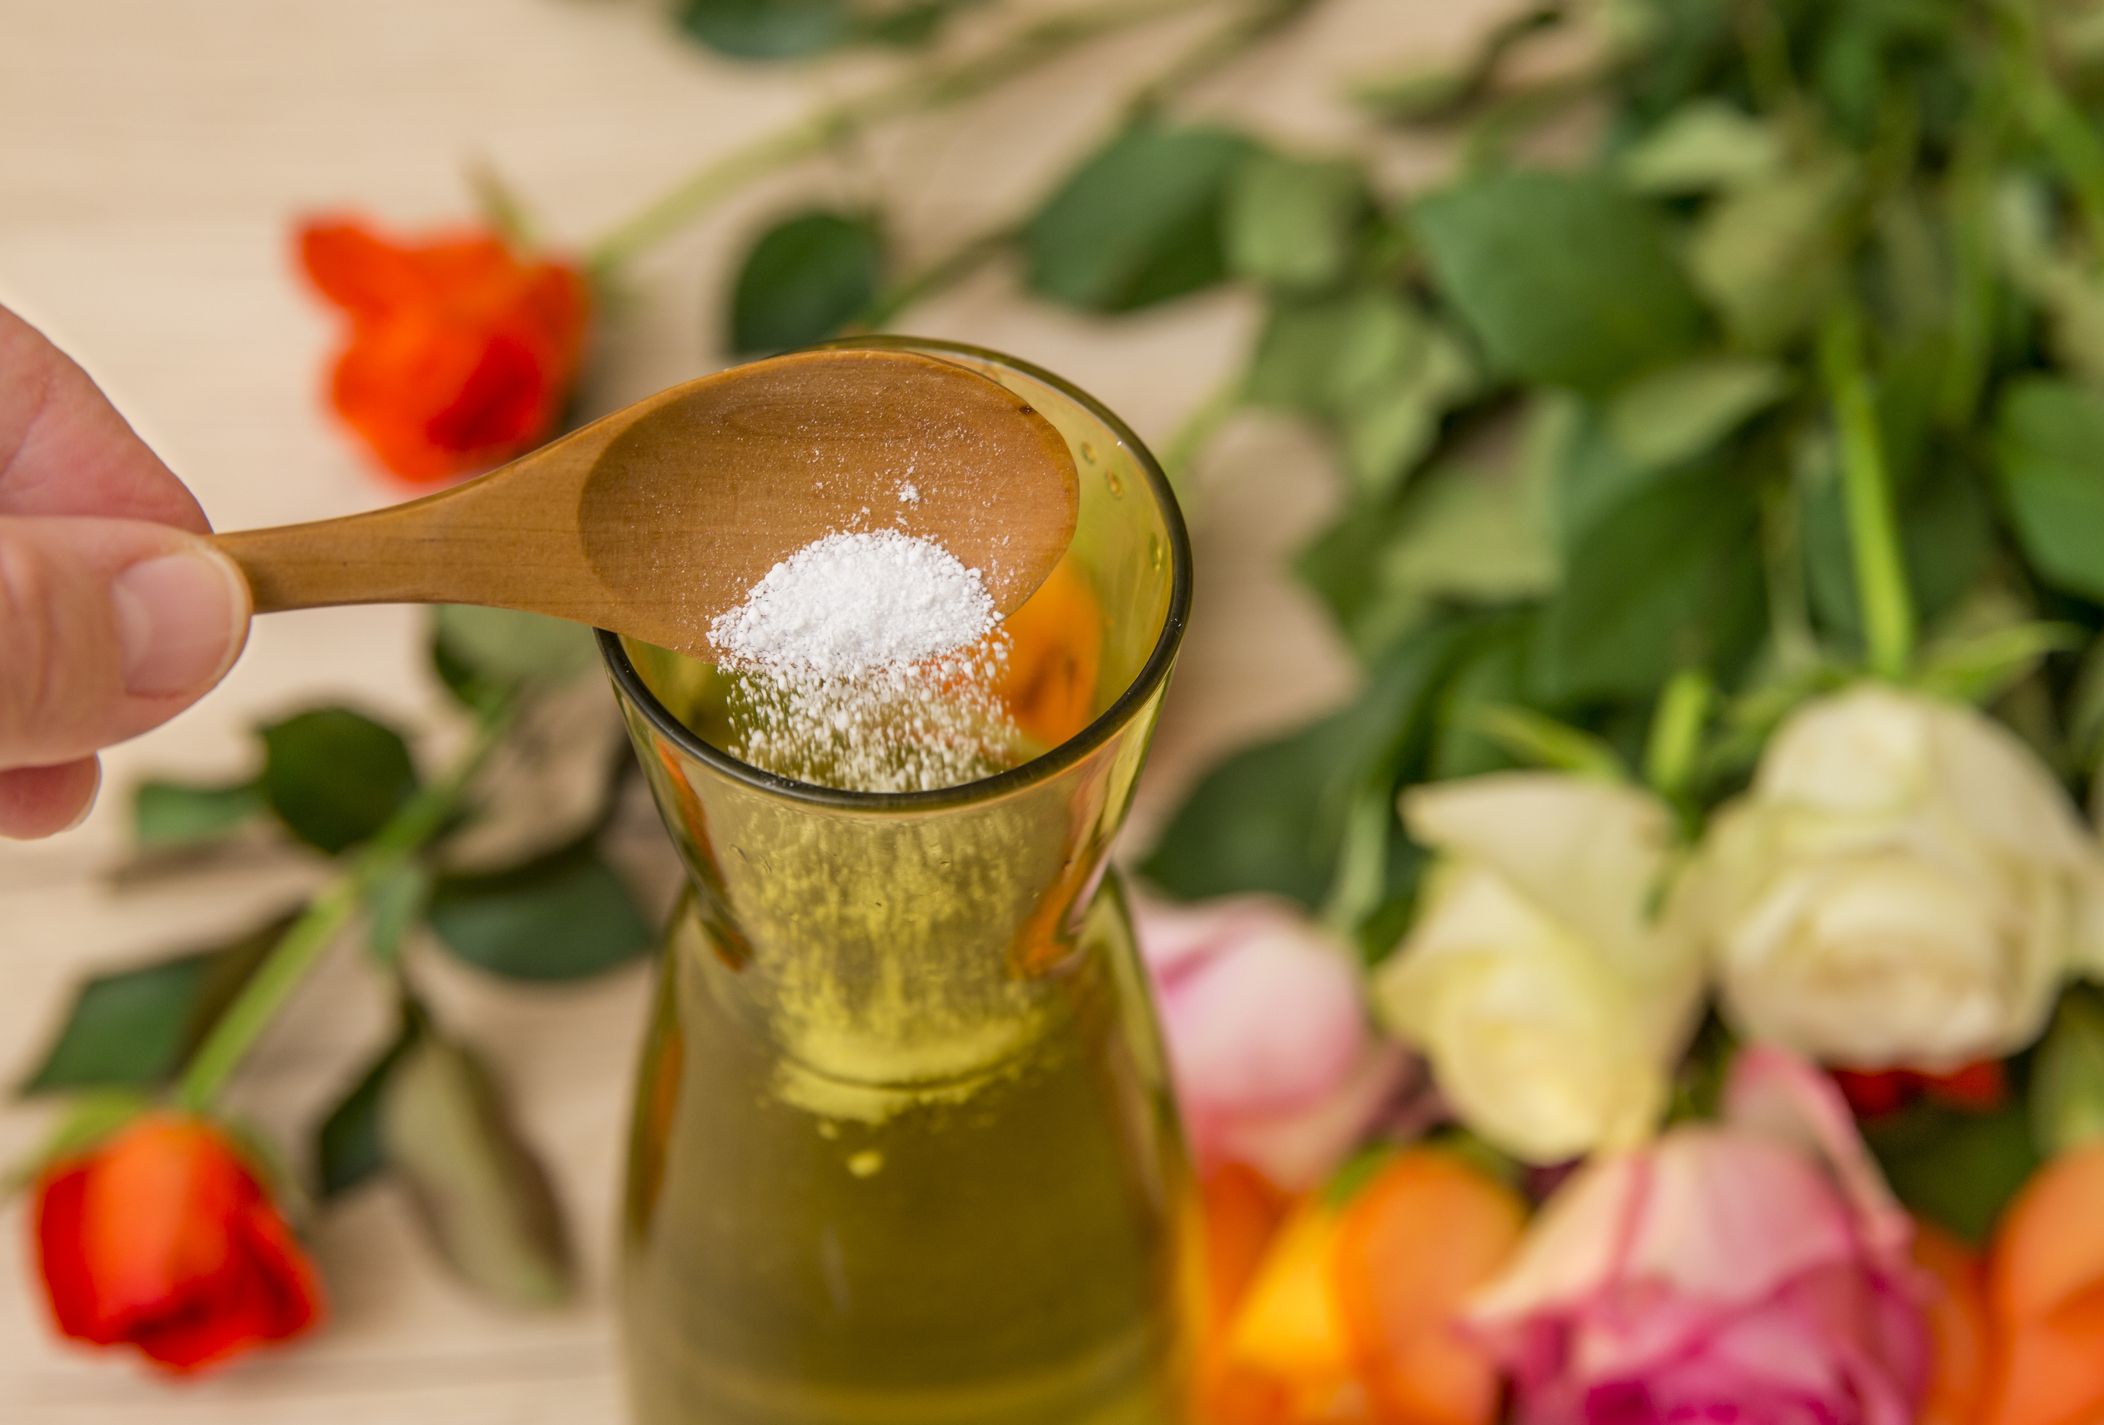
595;334;1194;813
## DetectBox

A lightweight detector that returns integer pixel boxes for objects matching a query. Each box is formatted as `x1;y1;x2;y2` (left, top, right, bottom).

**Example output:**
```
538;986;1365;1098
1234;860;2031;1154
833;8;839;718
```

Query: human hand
0;303;251;837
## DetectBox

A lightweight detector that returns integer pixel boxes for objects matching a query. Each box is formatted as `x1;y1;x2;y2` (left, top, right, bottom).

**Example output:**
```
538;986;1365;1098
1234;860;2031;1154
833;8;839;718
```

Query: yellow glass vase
599;339;1197;1424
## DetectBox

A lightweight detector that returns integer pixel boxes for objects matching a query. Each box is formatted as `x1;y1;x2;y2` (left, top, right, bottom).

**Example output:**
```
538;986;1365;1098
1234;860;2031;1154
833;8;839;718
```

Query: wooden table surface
0;0;1494;1417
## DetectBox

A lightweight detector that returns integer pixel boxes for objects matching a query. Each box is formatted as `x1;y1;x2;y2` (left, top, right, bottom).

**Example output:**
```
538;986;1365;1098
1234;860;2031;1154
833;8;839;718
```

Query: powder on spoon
708;530;997;675
707;530;1022;793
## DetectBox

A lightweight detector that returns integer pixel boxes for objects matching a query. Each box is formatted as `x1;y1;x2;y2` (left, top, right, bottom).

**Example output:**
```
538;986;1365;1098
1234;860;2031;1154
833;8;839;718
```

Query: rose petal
1161;927;1370;1118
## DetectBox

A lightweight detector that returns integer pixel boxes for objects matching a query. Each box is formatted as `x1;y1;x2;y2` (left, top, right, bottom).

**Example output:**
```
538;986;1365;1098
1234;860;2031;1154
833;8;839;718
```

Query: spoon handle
212;485;585;617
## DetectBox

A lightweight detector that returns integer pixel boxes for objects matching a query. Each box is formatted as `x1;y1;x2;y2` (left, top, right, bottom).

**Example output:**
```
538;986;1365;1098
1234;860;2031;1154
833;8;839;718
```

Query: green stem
847;0;1326;333
469;158;542;252
1158;374;1242;503
852;224;1015;331
1126;0;1318;116
586;0;1228;275
176;702;515;1111
1819;309;1914;679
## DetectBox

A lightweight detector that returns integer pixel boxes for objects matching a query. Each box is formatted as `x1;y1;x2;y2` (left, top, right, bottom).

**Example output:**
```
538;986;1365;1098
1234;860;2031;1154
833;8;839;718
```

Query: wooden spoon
215;349;1079;656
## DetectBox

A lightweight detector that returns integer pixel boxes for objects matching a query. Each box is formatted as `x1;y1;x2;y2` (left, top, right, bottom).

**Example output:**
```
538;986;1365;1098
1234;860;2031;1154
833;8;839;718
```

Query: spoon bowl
217;349;1079;656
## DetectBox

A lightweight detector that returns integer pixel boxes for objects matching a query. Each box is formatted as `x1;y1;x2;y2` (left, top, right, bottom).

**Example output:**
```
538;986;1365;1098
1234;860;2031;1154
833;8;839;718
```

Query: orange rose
297;216;589;483
34;1114;323;1373
1205;1149;1525;1425
1913;1220;1990;1425
1982;1141;2104;1425
1333;1151;1526;1425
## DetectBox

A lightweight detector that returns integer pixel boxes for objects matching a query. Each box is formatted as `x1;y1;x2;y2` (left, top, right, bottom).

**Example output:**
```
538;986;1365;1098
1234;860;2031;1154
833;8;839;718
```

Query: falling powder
707;530;1021;792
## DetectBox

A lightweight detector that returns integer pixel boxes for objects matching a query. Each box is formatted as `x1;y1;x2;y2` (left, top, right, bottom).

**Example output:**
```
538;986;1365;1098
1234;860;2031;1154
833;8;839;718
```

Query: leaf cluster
711;0;2104;1234
19;608;652;1305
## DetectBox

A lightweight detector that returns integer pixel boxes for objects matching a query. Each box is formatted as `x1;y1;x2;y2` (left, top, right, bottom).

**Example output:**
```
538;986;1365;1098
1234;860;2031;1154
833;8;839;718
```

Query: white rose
1690;685;2104;1069
1372;773;1701;1164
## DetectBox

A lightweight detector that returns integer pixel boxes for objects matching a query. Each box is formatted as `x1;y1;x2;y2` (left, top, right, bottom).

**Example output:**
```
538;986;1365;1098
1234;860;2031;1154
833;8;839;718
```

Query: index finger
0;303;209;532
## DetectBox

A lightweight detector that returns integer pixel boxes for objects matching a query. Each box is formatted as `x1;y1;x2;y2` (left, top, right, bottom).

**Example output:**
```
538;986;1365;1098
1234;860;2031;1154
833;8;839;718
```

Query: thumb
0;515;251;768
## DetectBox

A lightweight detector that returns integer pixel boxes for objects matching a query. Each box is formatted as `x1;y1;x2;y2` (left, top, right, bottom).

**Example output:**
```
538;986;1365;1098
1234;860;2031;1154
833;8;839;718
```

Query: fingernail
113;547;249;697
62;761;103;832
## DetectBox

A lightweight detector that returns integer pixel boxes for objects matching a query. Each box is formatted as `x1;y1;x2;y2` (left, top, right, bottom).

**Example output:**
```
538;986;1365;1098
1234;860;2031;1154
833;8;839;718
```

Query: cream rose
1372;773;1702;1164
1690;685;2104;1069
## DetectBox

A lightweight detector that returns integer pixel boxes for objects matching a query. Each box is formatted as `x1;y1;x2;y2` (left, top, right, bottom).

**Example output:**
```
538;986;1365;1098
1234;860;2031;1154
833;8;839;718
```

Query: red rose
297;216;590;484
35;1114;324;1373
1834;1059;2010;1118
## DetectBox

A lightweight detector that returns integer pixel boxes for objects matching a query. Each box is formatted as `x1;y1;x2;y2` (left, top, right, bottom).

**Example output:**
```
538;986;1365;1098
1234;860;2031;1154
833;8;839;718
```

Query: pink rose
1135;895;1415;1190
1471;1047;1930;1425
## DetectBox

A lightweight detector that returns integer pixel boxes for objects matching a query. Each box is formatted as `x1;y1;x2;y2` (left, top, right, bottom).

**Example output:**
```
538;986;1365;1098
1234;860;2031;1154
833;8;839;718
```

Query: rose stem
584;0;1245;277
176;700;515;1112
1819;306;1914;680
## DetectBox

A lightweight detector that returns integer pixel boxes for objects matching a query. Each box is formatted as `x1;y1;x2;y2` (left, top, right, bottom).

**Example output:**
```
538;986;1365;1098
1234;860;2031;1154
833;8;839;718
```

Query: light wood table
0;0;1494;1417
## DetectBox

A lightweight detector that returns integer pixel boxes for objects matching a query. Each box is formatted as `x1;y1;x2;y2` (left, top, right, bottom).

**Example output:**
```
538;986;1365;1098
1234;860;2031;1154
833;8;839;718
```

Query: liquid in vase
620;887;1192;1424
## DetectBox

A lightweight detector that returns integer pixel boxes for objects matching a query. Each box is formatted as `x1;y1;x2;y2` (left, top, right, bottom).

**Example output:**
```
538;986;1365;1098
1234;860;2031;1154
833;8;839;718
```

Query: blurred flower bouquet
22;0;2104;1420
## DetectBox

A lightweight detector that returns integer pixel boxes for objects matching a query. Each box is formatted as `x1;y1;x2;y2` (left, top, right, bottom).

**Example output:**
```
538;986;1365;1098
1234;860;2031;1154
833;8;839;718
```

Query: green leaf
18;917;289;1094
132;778;263;849
1248;291;1476;499
431;605;595;697
1381;461;1556;600
2034;989;2104;1157
1223;152;1367;291
1248;290;1430;416
1141;625;1472;908
1534;458;1765;702
1603;358;1788;471
1340;333;1477;497
1413;170;1706;394
1686;156;1855;353
261;708;419;856
316;1012;420;1199
1025;124;1254;313
1914;621;2080;705
381;1032;573;1306
1867;1099;2039;1245
428;843;653;981
1996;378;2104;601
856;1;966;47
1618;100;1783;193
677;0;848;59
365;859;433;967
1299;461;1555;656
728;209;885;355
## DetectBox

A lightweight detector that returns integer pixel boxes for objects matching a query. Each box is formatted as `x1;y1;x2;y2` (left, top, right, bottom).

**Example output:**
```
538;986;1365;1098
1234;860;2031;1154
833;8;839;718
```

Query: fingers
0;516;250;770
0;758;101;839
0;305;209;531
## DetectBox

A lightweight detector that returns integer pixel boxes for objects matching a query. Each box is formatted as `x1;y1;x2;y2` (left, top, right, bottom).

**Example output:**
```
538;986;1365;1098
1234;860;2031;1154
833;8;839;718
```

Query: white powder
710;531;995;674
707;530;1020;792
